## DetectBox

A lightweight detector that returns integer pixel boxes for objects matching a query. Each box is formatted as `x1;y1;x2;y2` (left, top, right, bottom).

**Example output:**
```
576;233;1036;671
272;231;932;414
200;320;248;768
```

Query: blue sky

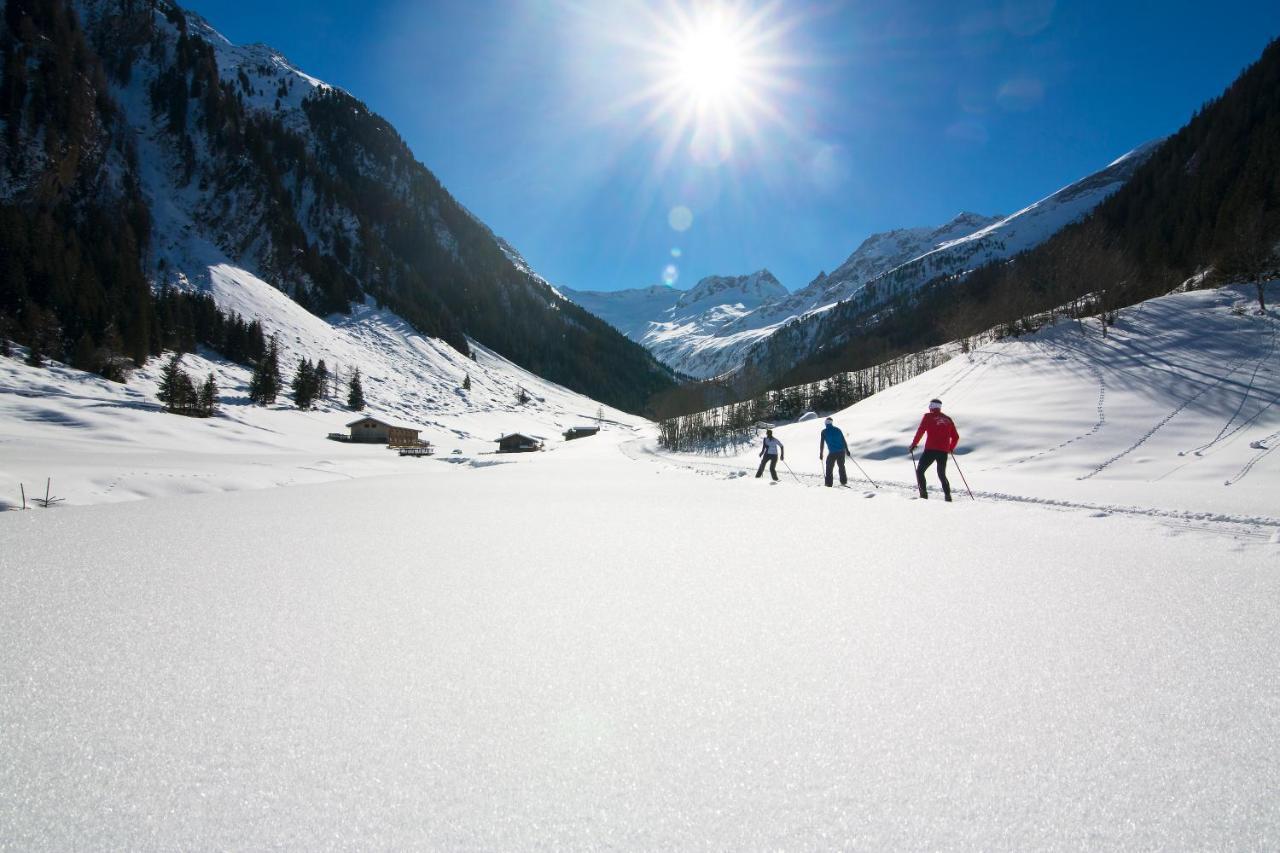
183;0;1279;294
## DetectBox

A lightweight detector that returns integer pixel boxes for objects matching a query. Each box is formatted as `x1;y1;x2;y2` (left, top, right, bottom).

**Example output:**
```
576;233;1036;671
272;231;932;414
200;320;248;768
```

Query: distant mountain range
565;143;1159;381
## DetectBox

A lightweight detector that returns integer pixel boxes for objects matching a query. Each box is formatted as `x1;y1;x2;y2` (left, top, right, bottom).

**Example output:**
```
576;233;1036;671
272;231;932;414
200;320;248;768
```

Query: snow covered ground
0;262;643;510
2;285;1278;849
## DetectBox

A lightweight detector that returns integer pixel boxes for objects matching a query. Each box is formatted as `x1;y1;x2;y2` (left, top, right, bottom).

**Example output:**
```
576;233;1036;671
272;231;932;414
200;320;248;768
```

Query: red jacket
912;412;959;452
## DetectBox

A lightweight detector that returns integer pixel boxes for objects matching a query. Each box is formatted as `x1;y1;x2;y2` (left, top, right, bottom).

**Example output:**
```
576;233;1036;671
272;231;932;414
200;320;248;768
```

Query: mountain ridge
565;141;1156;382
0;0;674;413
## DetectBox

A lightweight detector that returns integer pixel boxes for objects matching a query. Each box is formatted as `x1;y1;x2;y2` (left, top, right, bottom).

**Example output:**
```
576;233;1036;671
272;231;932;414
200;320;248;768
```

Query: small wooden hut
563;426;600;441
496;433;543;453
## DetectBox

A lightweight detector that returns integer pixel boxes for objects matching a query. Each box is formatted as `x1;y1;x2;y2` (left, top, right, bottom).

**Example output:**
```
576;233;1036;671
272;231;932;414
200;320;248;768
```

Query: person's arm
950;421;960;452
759;438;766;457
778;439;785;461
818;433;824;459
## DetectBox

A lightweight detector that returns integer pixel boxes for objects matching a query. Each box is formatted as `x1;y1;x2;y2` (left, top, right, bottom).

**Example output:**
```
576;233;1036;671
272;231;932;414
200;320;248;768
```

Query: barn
335;415;423;447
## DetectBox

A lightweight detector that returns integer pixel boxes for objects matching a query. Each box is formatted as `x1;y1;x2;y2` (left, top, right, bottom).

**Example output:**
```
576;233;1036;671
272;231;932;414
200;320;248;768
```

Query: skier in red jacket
910;398;959;501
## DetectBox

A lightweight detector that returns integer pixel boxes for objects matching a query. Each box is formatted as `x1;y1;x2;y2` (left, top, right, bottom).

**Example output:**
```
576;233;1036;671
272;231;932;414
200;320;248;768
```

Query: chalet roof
345;414;420;431
497;433;540;442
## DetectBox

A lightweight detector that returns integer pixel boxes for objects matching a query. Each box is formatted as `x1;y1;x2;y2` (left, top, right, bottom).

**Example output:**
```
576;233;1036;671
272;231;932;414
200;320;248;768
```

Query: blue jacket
820;424;848;453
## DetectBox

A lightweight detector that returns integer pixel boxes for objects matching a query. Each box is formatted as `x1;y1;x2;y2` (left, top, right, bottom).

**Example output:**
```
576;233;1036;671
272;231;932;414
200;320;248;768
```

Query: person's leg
915;454;932;498
836;451;847;485
825;453;835;486
935;452;952;501
768;456;779;481
756;455;768;478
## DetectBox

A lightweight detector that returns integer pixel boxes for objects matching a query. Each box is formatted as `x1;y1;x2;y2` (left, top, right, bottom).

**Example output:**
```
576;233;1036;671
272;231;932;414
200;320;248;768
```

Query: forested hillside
0;0;675;413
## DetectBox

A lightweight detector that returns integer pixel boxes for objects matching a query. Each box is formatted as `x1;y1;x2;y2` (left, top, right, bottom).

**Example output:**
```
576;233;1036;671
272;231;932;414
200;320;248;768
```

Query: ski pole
782;460;805;486
847;452;879;488
950;452;975;501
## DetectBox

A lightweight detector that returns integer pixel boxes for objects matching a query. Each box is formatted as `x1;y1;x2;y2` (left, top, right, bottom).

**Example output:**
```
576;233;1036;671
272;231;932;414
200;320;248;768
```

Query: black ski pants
824;451;847;487
916;449;951;500
756;454;779;480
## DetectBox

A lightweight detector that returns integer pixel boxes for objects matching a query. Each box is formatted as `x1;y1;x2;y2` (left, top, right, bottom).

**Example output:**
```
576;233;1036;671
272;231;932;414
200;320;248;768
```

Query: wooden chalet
496;433;543;453
563;425;600;441
330;415;424;447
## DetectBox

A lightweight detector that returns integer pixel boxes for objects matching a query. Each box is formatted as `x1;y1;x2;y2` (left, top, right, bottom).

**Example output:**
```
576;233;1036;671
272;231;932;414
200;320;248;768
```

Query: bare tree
1220;205;1277;313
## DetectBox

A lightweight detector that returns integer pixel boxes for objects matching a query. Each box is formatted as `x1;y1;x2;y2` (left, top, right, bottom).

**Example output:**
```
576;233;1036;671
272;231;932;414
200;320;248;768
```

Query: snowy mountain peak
674;270;787;313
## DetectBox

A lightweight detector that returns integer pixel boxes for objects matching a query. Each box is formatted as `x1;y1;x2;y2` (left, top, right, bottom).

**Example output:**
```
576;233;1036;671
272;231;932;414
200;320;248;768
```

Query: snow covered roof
345;415;418;431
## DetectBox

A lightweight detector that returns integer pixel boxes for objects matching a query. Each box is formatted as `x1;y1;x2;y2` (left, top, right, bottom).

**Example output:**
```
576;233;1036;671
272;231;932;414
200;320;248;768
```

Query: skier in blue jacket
819;416;849;487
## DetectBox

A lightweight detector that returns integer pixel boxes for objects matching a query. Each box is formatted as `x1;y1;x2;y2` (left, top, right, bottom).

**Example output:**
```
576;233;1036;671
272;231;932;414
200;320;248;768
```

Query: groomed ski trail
621;437;1280;544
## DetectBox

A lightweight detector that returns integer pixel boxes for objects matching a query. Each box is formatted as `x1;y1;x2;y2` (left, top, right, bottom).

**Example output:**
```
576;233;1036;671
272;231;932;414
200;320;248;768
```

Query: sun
612;1;796;168
672;12;749;104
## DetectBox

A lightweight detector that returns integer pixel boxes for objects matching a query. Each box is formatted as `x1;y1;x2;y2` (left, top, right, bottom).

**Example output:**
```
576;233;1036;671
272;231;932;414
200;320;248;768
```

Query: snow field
1;433;1277;849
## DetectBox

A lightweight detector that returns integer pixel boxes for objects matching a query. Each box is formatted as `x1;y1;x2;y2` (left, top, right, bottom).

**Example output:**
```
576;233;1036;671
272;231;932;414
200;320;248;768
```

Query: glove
909;444;917;452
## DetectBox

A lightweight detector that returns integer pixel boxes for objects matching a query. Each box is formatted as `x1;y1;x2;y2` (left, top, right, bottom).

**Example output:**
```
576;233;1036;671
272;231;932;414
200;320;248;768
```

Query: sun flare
610;1;796;169
672;14;749;104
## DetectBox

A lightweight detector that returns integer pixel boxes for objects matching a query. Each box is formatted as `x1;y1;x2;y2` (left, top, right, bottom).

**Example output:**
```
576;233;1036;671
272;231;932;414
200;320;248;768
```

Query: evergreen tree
462;373;471;391
249;335;281;405
157;352;185;410
291;357;317;409
157;352;198;414
347;367;365;411
199;372;218;417
314;359;330;400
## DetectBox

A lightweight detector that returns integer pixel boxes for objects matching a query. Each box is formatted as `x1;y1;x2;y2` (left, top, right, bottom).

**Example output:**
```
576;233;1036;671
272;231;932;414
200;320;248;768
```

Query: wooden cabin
563;426;600;441
336;415;423;447
496;433;542;453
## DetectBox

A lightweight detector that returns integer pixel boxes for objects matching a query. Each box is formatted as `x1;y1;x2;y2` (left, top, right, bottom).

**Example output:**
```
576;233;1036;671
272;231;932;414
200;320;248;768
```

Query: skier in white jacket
756;429;785;481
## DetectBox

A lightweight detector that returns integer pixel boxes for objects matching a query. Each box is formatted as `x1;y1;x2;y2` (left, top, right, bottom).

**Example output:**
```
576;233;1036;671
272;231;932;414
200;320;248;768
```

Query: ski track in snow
625;438;1280;543
934;346;1001;398
983;338;1108;471
1187;312;1280;455
1076;334;1260;481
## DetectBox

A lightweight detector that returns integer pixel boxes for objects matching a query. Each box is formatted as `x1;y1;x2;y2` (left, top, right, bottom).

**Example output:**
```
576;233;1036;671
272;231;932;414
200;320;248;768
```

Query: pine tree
249;335;281;405
292;357;317;409
157;352;189;412
347;367;365;411
314;359;330;400
198;373;218;417
462;373;471;391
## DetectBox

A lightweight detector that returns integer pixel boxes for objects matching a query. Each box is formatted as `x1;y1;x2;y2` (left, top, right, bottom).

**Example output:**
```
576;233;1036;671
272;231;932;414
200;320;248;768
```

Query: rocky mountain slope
0;0;674;413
